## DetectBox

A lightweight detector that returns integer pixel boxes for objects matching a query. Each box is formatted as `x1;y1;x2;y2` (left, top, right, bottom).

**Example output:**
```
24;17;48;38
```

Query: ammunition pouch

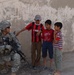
0;45;12;56
3;48;11;55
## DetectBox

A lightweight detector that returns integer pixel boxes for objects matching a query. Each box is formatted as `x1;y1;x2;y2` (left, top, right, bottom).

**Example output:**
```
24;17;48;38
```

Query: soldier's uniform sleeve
0;33;4;52
9;33;21;72
9;32;21;51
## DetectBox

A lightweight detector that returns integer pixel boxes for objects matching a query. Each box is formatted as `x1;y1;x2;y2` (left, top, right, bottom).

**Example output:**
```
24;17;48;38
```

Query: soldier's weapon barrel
15;50;30;65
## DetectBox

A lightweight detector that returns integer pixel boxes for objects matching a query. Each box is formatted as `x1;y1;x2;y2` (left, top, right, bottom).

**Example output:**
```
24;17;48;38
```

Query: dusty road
3;52;74;75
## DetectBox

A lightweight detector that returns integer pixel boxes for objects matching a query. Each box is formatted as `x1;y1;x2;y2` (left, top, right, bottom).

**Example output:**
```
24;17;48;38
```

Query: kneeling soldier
0;21;21;75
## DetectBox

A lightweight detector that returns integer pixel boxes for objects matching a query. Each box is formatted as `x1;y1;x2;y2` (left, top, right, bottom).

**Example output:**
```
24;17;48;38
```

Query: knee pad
13;53;20;60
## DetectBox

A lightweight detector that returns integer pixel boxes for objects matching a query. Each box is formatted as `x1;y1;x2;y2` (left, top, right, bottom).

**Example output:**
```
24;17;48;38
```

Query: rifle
3;37;30;65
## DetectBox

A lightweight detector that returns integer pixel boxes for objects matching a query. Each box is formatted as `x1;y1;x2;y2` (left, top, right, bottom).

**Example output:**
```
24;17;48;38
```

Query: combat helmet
0;20;11;30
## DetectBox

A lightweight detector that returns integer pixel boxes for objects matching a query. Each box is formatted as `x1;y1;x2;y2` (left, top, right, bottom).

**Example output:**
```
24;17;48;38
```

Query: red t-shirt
25;22;44;42
42;29;54;42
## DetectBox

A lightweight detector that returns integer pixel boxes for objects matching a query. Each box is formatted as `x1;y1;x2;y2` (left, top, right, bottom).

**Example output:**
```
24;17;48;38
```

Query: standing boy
53;22;63;75
42;20;54;68
16;15;44;68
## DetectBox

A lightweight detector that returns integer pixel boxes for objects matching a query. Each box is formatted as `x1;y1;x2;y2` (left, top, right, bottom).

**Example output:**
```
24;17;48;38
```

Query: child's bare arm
16;27;26;36
36;30;42;36
54;31;59;43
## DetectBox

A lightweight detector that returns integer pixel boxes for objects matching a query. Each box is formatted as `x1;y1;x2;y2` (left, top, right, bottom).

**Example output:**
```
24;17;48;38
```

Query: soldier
0;20;21;75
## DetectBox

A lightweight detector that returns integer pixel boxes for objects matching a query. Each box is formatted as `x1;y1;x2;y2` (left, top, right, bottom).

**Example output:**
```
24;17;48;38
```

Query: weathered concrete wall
0;0;74;57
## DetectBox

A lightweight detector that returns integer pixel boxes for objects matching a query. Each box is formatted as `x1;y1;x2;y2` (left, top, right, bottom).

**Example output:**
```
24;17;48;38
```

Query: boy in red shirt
42;20;54;69
16;15;44;69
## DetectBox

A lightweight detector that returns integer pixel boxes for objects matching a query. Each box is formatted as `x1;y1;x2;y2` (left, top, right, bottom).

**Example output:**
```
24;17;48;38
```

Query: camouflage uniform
0;21;21;73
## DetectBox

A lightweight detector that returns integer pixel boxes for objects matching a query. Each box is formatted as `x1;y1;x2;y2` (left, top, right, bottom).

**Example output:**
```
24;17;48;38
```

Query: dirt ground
2;52;74;75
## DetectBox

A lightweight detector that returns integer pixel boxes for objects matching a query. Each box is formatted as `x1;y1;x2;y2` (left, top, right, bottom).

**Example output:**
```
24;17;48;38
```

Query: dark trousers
31;42;42;66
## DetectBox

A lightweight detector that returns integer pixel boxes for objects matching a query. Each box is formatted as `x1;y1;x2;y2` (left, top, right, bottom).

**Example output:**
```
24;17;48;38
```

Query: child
16;15;44;68
42;20;54;69
53;22;63;75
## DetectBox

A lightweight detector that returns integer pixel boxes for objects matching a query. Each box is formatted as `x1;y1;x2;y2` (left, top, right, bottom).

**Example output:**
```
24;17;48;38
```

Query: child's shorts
42;41;53;59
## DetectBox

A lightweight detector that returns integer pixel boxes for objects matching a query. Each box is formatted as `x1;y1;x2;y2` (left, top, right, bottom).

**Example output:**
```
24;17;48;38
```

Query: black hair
54;22;63;29
45;19;52;25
